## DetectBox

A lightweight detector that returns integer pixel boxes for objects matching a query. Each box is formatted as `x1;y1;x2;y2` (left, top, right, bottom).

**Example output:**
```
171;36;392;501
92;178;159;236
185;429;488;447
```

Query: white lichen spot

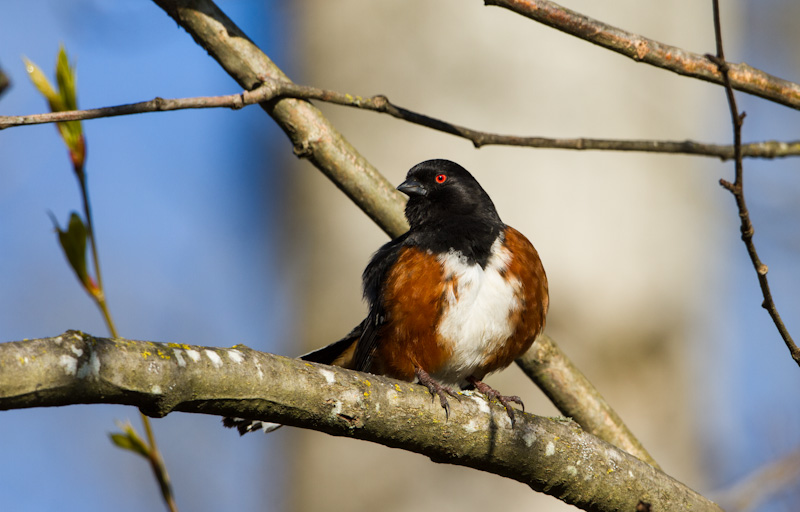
545;441;556;456
173;349;186;367
70;345;83;357
77;350;100;379
522;430;537;447
319;368;336;384
330;400;343;416
151;385;162;394
59;355;77;376
205;350;222;368
464;418;481;433
185;349;201;363
471;395;491;414
566;465;578;477
227;349;244;364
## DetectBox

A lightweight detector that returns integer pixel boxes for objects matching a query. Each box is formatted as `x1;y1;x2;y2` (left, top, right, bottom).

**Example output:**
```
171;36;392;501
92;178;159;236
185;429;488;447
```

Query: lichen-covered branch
486;0;800;110
0;332;721;512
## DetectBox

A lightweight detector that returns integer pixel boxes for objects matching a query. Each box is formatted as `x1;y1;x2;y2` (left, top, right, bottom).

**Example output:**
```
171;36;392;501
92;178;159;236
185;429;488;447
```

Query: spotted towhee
224;159;548;434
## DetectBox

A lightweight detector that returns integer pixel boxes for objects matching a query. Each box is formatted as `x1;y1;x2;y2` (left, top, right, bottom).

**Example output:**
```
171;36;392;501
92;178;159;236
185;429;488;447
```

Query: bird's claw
467;377;525;427
415;367;460;420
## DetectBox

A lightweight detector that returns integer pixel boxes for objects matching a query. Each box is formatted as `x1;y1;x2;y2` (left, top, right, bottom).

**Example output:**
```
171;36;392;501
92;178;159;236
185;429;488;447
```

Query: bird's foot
415;367;461;420
467;377;524;427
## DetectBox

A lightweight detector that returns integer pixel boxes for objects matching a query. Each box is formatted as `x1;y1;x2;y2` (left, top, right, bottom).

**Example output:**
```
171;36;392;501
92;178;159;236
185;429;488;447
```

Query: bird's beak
397;178;427;197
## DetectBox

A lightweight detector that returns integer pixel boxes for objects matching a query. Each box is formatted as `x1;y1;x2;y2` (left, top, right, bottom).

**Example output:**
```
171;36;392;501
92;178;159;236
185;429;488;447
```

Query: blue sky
1;2;293;510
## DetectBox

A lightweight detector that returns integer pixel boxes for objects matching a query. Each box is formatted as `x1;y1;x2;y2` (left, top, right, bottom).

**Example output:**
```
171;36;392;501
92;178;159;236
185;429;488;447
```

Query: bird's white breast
434;237;522;386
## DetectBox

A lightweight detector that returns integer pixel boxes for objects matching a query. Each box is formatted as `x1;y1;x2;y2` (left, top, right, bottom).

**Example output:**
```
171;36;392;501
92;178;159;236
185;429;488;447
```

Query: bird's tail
222;324;363;435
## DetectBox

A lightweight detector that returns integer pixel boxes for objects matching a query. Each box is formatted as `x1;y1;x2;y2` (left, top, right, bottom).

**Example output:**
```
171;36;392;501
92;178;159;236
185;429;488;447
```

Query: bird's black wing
352;233;408;372
299;319;365;364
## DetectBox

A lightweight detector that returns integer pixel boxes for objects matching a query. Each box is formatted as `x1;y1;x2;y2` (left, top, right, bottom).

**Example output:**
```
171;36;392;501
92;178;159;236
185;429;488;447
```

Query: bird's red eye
435;174;447;184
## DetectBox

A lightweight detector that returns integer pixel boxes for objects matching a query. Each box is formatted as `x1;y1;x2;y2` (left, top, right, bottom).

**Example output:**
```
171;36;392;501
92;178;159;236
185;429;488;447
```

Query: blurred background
1;1;799;511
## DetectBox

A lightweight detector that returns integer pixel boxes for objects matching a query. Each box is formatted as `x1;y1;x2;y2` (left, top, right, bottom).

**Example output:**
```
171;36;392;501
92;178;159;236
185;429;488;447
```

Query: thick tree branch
4;80;800;161
0;332;722;512
486;0;800;110
153;0;407;239
709;1;800;366
148;0;657;468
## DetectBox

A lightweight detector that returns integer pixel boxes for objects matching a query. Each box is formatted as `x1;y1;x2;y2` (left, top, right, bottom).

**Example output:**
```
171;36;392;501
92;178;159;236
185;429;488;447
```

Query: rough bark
0;331;722;512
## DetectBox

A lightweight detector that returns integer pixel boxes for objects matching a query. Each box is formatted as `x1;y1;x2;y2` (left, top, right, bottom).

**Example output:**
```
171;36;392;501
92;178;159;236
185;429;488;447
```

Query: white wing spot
205;350;223;368
70;345;83;357
151;385;162;394
545;441;556;456
185;349;201;363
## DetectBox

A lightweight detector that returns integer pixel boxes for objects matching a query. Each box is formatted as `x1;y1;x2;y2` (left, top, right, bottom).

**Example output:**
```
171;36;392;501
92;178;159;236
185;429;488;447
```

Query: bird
224;159;548;434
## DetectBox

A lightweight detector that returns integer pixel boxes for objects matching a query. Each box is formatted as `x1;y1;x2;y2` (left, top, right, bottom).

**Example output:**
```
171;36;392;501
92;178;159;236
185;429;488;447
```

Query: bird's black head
397;159;502;230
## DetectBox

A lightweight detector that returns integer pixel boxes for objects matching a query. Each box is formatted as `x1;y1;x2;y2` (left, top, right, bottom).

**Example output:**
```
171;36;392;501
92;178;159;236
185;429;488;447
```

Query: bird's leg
466;376;524;427
414;366;461;420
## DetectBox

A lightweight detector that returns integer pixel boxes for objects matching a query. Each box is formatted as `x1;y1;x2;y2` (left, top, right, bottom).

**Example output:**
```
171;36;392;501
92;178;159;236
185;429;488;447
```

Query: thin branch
486;0;800;110
150;0;657;468
713;448;800;512
3;80;800;161
516;334;660;469
0;90;268;129
709;1;800;366
0;332;723;512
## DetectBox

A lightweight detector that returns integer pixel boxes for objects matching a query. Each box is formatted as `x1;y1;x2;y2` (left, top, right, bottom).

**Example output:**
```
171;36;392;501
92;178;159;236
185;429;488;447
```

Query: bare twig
0;332;724;512
3;80;800;160
0;90;270;129
713;448;800;512
486;0;800;110
141;415;178;512
709;1;800;366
